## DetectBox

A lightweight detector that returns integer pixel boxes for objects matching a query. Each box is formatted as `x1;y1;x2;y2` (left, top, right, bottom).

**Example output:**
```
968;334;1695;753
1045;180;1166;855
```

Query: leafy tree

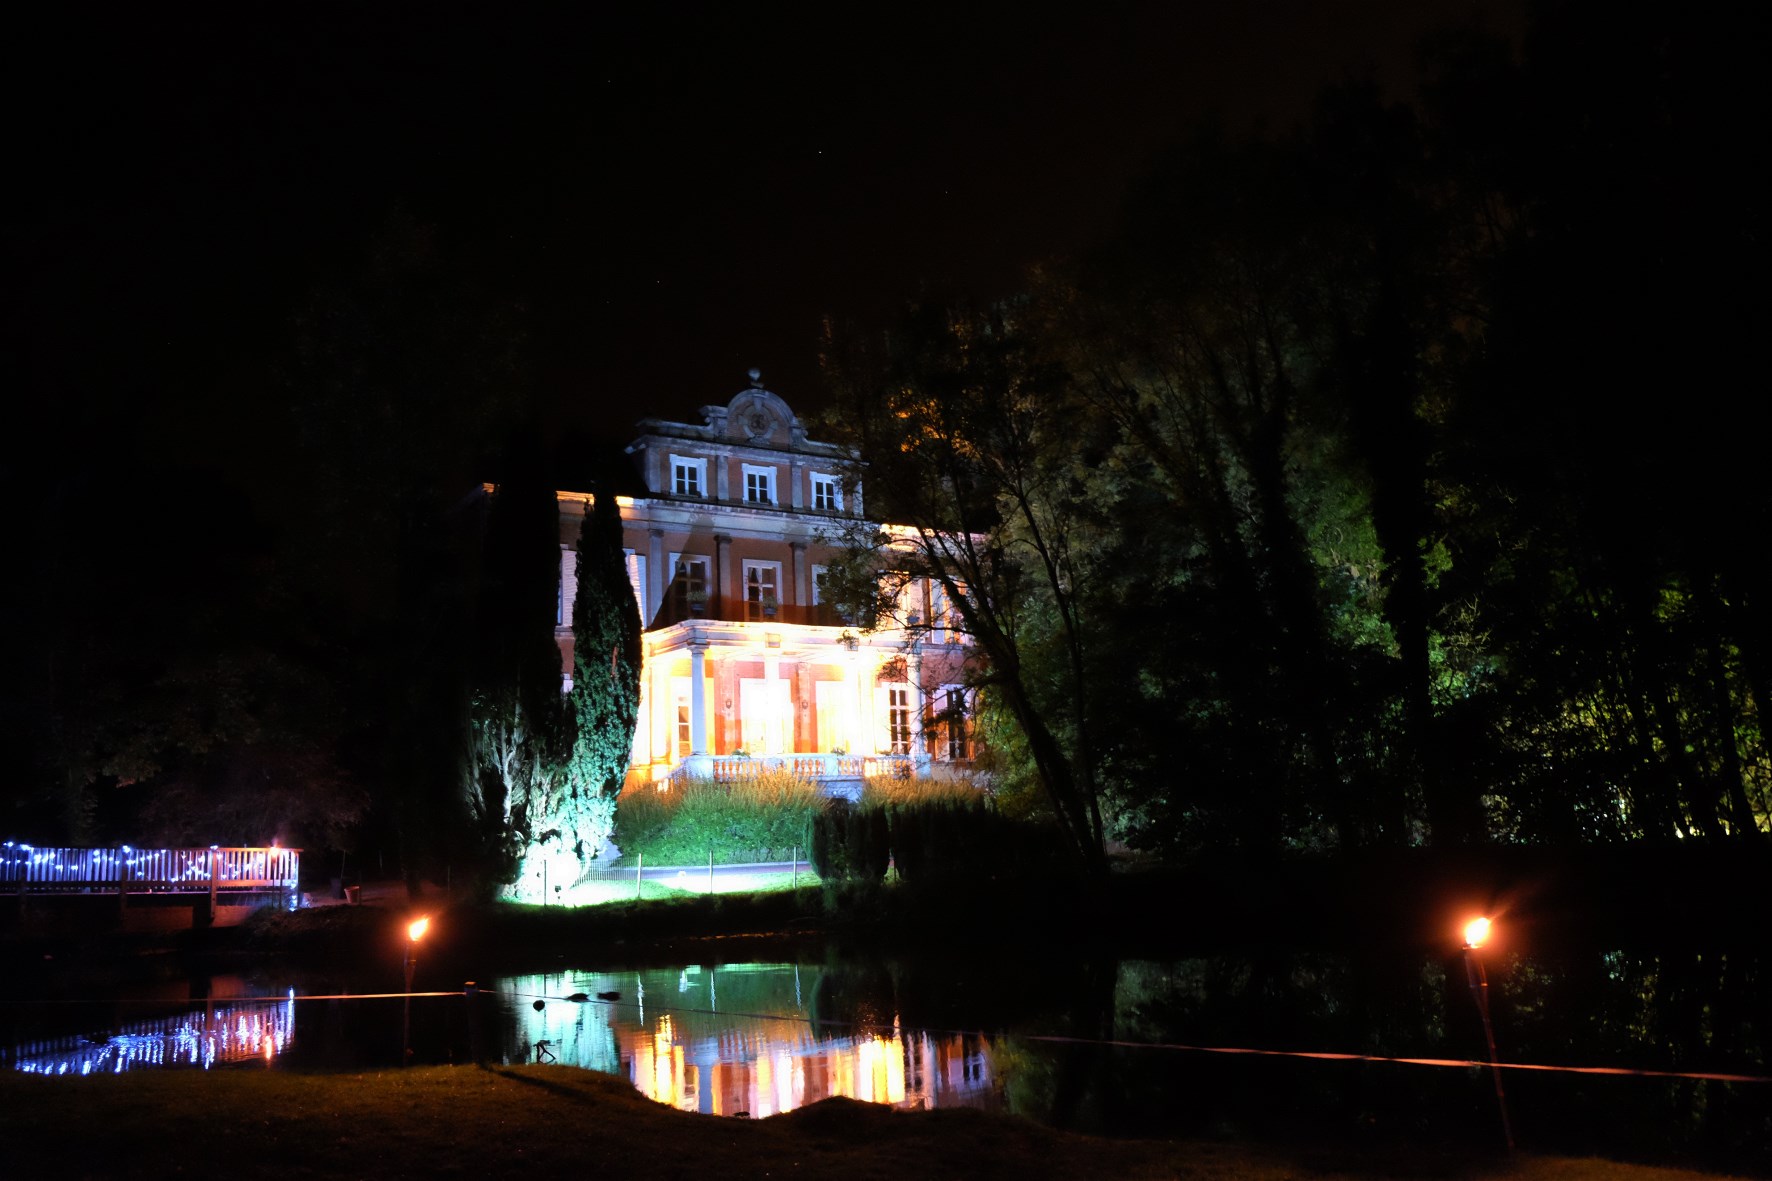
822;300;1111;874
468;475;570;895
1429;7;1770;842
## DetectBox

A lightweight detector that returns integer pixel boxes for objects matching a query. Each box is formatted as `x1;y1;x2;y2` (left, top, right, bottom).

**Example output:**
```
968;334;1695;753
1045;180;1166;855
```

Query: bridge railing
1;844;300;895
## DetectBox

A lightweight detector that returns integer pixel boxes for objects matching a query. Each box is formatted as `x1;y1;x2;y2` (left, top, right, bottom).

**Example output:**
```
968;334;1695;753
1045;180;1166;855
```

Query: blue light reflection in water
6;991;297;1074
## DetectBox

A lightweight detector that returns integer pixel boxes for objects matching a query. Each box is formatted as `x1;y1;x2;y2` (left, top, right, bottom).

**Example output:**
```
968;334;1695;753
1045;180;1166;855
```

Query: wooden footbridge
2;844;301;924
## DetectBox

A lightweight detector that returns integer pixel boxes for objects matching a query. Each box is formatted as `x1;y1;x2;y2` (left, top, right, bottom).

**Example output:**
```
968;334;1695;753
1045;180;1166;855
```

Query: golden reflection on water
506;966;994;1118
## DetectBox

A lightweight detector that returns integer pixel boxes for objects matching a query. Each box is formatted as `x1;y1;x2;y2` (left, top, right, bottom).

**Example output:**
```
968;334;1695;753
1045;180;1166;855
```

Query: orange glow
1463;916;1492;948
408;916;430;943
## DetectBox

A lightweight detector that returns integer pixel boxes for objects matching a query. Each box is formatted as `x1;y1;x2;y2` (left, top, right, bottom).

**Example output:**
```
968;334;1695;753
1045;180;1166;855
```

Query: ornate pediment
702;369;805;447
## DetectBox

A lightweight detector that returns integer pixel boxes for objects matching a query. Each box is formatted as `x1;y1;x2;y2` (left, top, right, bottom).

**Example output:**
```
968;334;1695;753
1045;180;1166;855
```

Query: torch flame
1463;916;1492;948
408;916;431;943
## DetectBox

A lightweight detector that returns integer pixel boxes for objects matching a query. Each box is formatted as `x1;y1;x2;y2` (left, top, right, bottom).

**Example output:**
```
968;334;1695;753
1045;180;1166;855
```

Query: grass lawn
0;1065;1743;1181
566;866;821;905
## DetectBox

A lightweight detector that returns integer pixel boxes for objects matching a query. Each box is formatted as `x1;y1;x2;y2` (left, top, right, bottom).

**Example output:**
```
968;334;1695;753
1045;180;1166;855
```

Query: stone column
648;529;665;625
907;646;929;770
715;534;733;617
714;454;729;501
764;651;782;754
651;643;671;764
688;639;709;756
632;637;651;766
789;460;804;509
853;647;874;755
790;540;807;609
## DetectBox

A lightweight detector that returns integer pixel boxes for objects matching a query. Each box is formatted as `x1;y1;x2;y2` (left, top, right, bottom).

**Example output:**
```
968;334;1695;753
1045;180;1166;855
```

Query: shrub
809;801;843;878
887;795;1067;885
612;771;823;866
860;772;988;810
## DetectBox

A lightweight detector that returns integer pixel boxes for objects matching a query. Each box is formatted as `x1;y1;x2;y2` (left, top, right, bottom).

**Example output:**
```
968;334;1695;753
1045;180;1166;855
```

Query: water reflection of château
502;965;995;1117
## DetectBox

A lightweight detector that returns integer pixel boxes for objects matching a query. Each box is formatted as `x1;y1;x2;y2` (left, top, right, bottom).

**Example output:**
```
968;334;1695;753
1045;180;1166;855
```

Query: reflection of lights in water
653;1015;679;1107
8;995;297;1076
500;966;994;1120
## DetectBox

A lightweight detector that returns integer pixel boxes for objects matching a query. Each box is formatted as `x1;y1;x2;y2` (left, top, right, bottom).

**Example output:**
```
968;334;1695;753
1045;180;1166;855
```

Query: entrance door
739;678;791;754
815;679;851;753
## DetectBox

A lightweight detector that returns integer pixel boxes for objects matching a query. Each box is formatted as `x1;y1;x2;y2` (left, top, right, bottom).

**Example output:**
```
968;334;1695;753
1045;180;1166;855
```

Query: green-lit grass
565;866;822;905
0;1065;1735;1181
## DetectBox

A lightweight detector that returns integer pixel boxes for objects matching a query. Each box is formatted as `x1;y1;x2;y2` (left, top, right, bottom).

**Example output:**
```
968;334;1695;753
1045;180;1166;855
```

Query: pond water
4;946;1767;1174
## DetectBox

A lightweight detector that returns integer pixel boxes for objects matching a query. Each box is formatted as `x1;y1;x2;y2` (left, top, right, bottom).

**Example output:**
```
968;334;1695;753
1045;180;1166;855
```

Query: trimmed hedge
888;799;1068;885
810;803;892;882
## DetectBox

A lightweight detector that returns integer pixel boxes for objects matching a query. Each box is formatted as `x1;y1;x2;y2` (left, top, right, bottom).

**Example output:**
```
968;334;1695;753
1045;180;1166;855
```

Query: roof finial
748;367;763;387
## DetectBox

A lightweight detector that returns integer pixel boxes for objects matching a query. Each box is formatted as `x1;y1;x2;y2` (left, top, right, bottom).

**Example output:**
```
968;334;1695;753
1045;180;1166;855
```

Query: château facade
555;372;972;796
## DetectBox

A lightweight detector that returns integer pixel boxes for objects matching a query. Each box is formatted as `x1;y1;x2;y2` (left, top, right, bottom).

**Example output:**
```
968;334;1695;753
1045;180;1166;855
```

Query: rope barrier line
1020;1034;1771;1085
5;991;466;1004
497;990;1771;1085
9;988;1766;1086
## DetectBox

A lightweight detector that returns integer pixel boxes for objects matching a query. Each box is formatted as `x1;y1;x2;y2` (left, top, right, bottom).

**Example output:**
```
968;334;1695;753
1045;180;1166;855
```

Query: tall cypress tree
562;489;643;865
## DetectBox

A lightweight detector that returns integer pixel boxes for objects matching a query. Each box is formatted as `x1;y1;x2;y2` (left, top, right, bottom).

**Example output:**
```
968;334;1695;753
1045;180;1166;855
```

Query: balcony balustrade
652;594;855;630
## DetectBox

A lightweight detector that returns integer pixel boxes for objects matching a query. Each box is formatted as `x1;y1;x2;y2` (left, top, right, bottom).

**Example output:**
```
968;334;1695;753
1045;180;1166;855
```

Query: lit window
742;464;776;505
811;472;843;512
670;455;707;498
888;687;912;755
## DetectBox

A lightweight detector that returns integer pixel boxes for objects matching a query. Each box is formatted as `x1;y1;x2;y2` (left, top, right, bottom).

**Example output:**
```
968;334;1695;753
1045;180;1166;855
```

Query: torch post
1462;916;1515;1151
403;915;430;1065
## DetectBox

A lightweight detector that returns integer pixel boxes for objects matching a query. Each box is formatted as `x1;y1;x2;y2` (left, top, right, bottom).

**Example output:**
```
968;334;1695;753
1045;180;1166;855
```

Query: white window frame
670;454;708;498
899;576;927;628
810;564;829;604
669;553;711;615
929;579;966;643
938;684;971;761
741;463;777;506
886;685;913;755
741;559;783;619
810;471;843;513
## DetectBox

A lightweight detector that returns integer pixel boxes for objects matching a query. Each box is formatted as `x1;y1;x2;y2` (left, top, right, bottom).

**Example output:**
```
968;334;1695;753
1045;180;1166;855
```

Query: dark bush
888;799;1066;885
810;802;892;882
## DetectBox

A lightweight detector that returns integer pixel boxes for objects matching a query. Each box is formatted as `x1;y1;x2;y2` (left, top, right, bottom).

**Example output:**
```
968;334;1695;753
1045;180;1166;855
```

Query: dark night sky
6;1;1526;469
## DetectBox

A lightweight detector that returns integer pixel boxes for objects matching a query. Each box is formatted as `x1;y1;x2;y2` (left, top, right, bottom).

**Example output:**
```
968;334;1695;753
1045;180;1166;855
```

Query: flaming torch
1462;915;1514;1150
403;916;430;1064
